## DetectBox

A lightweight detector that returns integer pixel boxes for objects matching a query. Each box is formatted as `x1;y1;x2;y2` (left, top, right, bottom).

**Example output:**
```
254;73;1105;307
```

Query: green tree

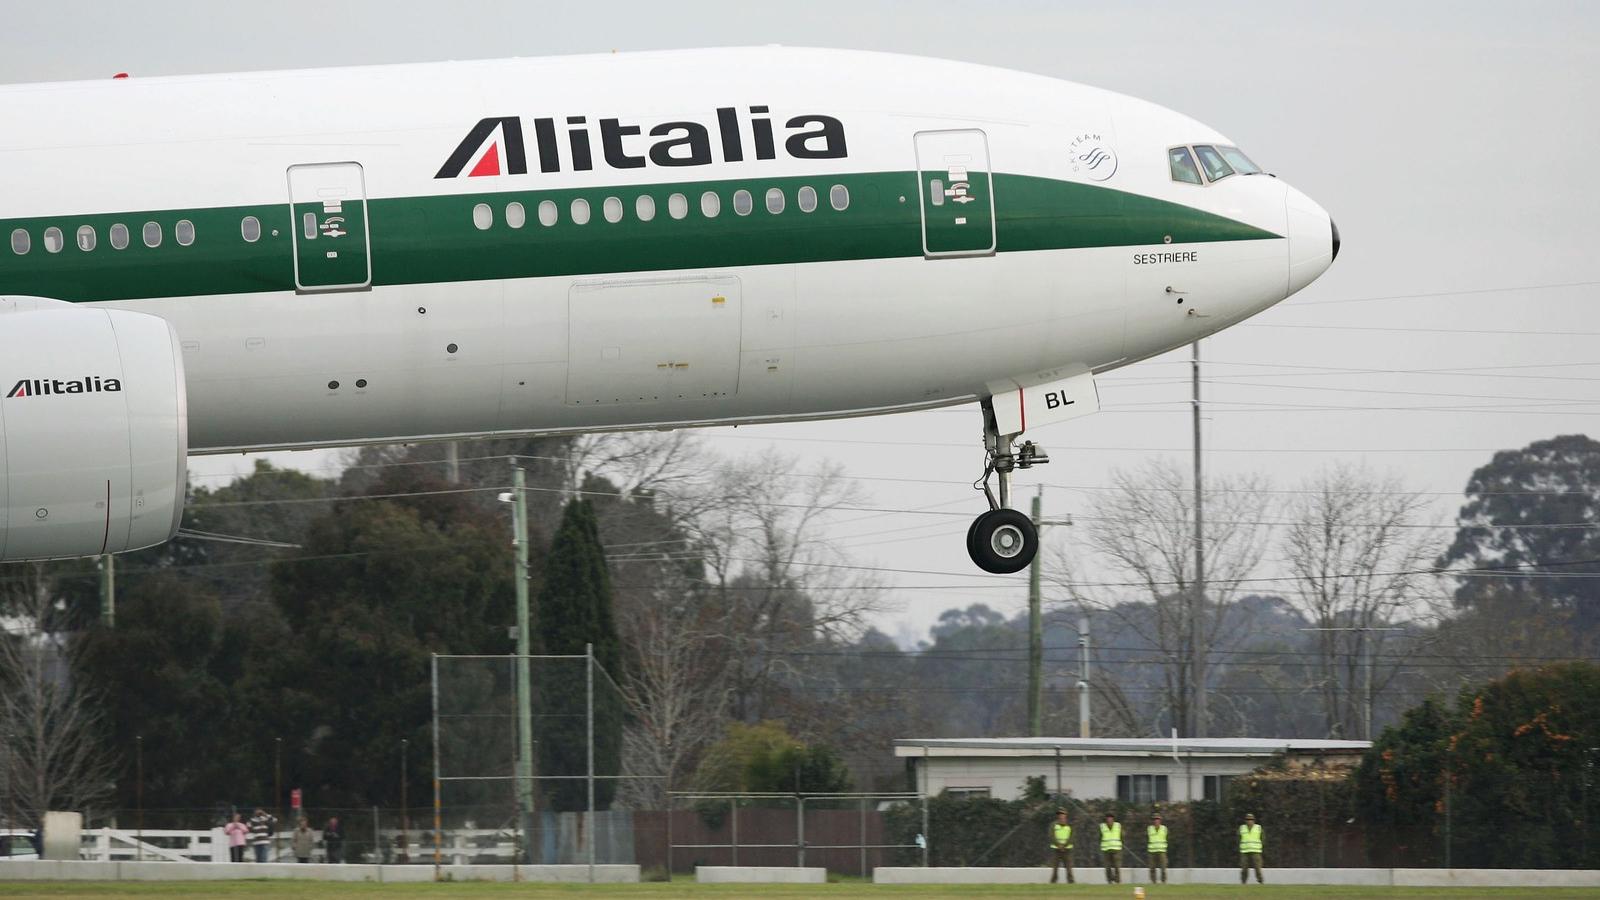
1440;435;1600;632
534;493;622;811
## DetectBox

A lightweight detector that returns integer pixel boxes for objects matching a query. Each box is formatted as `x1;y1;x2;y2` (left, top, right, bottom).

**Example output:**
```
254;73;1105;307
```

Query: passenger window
1169;147;1204;185
1218;146;1262;175
110;223;129;250
175;220;196;246
929;179;945;206
472;203;493;230
765;188;785;214
76;225;97;252
143;222;163;248
1192;145;1234;183
798;185;818;213
10;229;29;255
668;192;689;220
636;195;656;222
538;200;558;227
506;202;527;228
43;227;63;253
829;184;849;211
733;189;753;216
241;216;261;242
603;196;623;223
700;191;721;217
571;198;591;225
302;213;317;240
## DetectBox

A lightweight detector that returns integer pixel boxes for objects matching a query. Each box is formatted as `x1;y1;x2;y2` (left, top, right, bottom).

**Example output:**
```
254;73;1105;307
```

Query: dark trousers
252;843;269;862
1102;849;1121;883
1049;847;1074;883
1241;851;1264;883
1149;850;1168;883
229;846;244;863
326;843;342;864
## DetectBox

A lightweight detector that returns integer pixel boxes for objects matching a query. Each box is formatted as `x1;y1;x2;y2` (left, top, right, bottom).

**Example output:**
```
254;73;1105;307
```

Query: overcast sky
4;1;1597;644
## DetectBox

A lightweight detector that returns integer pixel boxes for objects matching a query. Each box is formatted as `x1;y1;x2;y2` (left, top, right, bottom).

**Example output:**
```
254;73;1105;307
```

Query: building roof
893;737;1371;758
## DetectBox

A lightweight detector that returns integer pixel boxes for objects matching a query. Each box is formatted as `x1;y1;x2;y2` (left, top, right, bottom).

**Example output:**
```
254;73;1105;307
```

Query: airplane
0;47;1336;574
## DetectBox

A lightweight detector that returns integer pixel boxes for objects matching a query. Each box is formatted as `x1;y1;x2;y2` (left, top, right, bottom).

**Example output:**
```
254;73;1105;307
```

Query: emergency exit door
287;162;372;292
914;129;996;258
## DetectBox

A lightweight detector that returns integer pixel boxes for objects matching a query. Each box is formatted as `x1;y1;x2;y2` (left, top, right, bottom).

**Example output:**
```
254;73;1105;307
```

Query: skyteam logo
436;107;848;178
6;376;122;398
1068;133;1118;182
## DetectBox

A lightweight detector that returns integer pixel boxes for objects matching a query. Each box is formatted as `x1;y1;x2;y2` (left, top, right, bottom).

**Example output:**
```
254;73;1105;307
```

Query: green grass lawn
0;884;1597;899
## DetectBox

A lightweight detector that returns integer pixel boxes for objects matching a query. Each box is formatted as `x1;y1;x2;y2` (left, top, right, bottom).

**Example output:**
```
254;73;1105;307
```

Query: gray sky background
3;1;1597;645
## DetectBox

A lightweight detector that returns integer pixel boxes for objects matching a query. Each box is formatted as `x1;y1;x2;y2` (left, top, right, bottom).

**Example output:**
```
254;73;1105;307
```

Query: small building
894;737;1370;803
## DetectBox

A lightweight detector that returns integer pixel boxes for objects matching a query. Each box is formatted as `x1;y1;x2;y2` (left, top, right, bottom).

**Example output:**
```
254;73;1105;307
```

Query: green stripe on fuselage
0;172;1280;303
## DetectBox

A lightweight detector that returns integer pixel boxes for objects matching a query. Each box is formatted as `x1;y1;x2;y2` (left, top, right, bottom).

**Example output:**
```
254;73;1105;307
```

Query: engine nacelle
0;306;187;560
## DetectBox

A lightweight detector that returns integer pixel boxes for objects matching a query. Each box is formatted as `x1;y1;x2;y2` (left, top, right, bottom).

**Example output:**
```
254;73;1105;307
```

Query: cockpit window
1169;147;1204;185
1192;145;1235;183
1218;146;1262;175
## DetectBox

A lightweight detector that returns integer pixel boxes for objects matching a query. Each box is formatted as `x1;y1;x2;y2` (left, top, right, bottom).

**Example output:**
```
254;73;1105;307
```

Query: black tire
967;508;1038;574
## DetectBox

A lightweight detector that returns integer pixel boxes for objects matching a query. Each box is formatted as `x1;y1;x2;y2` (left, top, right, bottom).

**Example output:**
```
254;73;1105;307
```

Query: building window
76;225;97;252
1204;774;1233;802
110;223;129;250
241;216;261;242
472;203;493;230
798;185;818;213
506;202;527;228
943;787;990;800
830;183;850;211
43;227;64;254
175;220;196;246
667;192;689;220
635;195;656;222
538;200;558;227
1116;774;1169;804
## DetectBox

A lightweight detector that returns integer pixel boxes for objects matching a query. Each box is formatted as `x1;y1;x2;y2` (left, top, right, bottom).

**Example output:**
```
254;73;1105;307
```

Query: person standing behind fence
1098;811;1122;884
1048;808;1074;884
1238;812;1265;884
223;814;249;863
292;817;315;863
323;816;344;863
248;808;276;863
1146;812;1169;884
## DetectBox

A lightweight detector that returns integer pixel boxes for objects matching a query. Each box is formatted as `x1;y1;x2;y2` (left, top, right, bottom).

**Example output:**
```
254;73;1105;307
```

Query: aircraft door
914;129;996;258
287;162;372;292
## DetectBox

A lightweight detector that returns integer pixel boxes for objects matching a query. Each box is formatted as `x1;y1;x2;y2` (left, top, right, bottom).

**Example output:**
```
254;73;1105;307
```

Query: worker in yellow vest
1098;811;1122;884
1048;809;1074;884
1146;813;1169;884
1238;812;1265;884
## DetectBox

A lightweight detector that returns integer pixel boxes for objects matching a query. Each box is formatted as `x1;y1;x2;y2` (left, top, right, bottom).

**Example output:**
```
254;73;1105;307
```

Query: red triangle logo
468;143;501;177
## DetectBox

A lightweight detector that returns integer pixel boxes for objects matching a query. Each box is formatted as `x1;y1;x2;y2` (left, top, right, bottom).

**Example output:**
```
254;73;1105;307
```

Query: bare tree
0;565;115;824
1048;458;1272;737
1280;465;1438;739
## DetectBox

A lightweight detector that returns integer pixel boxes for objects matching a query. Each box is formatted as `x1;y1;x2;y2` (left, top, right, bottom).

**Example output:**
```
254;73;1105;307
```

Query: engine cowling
0;305;187;560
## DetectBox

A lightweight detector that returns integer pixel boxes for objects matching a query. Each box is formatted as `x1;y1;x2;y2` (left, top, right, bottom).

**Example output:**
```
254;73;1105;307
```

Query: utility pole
1191;340;1207;739
444;442;461;484
511;466;535;860
1077;613;1091;738
1299;625;1404;739
99;554;115;627
1027;488;1071;737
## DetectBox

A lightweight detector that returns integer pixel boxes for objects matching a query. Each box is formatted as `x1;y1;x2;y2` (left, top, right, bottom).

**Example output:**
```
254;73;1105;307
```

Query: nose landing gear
968;398;1049;574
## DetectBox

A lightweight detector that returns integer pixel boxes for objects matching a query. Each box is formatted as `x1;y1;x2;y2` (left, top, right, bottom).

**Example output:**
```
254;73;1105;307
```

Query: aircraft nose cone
1285;185;1335;295
1331;219;1340;262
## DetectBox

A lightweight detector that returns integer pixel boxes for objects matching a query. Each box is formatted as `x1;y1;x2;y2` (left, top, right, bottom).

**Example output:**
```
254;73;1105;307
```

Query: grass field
0;884;1597;899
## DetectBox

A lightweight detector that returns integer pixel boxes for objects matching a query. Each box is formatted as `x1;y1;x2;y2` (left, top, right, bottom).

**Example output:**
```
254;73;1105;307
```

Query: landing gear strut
967;398;1050;574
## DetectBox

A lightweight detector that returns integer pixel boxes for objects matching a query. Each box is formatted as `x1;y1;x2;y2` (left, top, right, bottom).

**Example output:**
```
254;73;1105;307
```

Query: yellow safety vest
1051;823;1072;849
1239;823;1263;854
1147;824;1168;853
1099;822;1122;851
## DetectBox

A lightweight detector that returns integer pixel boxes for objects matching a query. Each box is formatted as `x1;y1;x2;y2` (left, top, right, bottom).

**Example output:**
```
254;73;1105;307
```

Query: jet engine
0;303;187;560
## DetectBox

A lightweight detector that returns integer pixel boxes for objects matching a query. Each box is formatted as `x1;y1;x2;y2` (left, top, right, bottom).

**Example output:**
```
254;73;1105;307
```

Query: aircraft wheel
967;508;1037;574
